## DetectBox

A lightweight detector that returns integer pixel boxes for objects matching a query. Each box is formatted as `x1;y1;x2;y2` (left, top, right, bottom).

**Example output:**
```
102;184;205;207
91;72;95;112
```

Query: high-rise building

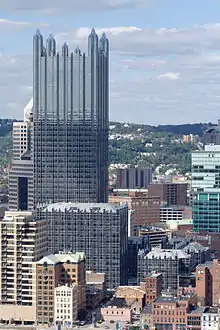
148;182;188;206
0;211;47;325
33;30;109;206
9;100;33;211
36;252;86;325
192;145;220;232
38;202;128;289
116;167;152;189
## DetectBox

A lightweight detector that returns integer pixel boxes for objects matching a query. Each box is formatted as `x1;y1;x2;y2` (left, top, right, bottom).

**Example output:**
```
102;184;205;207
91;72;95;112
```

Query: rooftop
147;271;162;278
203;306;219;314
42;202;127;213
140;248;190;260
104;298;130;309
37;252;85;265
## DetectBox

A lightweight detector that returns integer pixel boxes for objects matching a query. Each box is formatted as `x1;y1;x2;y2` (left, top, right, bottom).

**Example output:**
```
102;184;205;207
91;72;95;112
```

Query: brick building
36;252;86;325
109;192;160;230
196;259;220;307
151;293;198;330
115;286;145;315
148;183;188;206
144;272;163;304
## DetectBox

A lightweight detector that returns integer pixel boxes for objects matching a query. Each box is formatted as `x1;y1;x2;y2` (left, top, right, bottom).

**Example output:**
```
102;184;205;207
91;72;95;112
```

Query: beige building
115;286;145;314
54;284;77;326
0;211;47;325
101;298;132;322
36;252;86;325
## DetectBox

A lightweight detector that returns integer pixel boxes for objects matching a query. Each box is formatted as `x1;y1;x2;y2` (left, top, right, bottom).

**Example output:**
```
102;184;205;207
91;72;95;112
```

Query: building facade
196;259;220;307
38;203;128;289
54;284;78;326
145;272;163;304
33;30;109;206
138;248;191;292
148;183;188;206
192;145;220;232
36;252;86;325
202;307;219;330
9;113;33;211
116;167;152;189
0;211;47;325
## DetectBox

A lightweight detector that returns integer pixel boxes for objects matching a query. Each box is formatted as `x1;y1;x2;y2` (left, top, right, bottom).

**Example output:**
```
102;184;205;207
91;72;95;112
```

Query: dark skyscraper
33;30;109;206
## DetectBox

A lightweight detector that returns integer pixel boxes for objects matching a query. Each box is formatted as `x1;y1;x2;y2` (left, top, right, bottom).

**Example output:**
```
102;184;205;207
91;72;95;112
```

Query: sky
1;0;220;125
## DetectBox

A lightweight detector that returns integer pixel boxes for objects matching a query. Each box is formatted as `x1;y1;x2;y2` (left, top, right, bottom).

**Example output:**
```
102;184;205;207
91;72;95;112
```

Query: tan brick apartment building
36;252;86;325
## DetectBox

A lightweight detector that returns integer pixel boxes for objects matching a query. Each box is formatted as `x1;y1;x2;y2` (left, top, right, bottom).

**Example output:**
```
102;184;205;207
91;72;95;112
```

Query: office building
9;100;33;211
128;236;150;284
116;167;152;189
192;145;220;232
109;191;159;234
138;248;190;292
131;196;161;228
0;211;47;325
33;29;109;206
54;284;78;326
196;259;220;307
36;252;86;325
148;182;188;206
137;226;168;247
138;242;209;292
38;203;128;289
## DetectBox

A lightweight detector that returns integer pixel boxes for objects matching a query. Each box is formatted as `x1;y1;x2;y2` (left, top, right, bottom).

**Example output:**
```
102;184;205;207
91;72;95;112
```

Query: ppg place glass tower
33;29;109;206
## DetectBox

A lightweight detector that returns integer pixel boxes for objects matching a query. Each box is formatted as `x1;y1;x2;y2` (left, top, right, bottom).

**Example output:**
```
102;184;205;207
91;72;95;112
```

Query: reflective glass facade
33;30;109;206
192;145;220;232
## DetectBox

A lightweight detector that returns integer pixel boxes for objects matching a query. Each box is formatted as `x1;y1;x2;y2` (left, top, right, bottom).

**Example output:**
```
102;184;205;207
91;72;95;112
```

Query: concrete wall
0;305;36;323
101;307;132;322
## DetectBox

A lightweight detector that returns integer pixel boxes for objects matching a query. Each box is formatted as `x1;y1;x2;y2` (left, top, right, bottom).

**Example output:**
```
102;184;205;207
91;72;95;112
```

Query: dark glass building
38;202;128;289
33;30;109;206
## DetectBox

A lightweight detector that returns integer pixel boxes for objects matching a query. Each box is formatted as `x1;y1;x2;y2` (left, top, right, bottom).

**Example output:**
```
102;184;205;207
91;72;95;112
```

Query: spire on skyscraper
46;34;56;56
62;42;69;56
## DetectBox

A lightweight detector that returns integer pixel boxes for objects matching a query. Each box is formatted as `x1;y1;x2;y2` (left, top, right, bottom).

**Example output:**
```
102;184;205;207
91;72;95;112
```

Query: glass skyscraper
33;29;109;206
192;144;220;232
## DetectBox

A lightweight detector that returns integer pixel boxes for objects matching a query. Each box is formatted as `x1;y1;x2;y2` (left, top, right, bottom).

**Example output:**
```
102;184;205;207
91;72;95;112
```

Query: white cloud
56;23;220;56
0;0;150;14
2;22;220;124
0;18;48;29
157;72;180;80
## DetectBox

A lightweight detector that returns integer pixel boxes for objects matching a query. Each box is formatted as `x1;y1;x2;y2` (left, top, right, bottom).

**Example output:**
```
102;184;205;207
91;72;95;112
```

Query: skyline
1;0;220;124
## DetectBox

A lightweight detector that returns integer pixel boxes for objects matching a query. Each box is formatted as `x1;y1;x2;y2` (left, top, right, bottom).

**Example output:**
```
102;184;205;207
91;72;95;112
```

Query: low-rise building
54;284;77;326
202;307;219;330
151;293;198;330
115;286;145;315
101;298;132;322
86;271;106;309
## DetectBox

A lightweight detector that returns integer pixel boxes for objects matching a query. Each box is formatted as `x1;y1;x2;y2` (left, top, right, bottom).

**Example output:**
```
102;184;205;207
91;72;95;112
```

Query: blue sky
1;0;220;124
